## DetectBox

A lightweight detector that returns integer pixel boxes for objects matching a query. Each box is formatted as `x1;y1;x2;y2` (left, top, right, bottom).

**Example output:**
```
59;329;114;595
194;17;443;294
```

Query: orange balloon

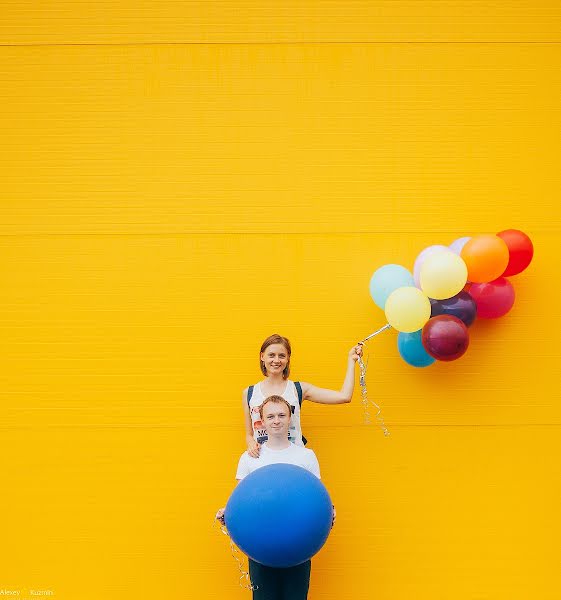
460;235;509;283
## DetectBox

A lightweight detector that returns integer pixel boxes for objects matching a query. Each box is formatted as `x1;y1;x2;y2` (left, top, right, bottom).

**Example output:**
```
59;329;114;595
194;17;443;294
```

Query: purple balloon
449;236;471;255
429;291;477;327
413;245;449;287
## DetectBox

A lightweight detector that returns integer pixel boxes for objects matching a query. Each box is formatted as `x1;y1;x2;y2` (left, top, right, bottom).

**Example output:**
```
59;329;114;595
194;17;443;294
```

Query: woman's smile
260;343;290;376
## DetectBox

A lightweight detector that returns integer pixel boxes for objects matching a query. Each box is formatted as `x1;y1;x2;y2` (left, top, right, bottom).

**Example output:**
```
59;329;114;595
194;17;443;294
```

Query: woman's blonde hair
259;334;292;379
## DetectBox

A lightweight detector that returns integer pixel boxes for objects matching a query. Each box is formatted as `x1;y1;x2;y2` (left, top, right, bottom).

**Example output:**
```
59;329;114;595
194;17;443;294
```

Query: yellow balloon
384;287;431;333
420;251;468;300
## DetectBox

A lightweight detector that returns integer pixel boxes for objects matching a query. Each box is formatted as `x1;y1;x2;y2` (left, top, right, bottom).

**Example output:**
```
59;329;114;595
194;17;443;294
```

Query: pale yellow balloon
420;251;468;300
384;286;431;333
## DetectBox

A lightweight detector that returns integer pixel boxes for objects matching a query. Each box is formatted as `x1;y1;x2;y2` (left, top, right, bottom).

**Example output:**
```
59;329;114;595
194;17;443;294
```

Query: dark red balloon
422;315;469;361
497;229;534;277
468;277;515;319
430;291;477;327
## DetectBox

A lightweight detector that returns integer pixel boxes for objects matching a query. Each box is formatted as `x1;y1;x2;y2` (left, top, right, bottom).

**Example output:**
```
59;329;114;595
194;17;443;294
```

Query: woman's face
260;344;289;376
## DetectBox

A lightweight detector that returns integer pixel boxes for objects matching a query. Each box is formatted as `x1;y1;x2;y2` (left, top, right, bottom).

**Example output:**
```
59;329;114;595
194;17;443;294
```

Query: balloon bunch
369;229;534;367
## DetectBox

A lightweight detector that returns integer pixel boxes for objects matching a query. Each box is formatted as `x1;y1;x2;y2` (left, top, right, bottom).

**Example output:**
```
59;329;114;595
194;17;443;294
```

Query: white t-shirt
248;380;304;446
236;442;321;480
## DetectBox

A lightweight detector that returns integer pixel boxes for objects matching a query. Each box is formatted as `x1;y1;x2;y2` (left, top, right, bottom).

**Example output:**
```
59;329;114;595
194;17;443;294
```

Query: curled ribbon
214;518;257;591
357;324;391;437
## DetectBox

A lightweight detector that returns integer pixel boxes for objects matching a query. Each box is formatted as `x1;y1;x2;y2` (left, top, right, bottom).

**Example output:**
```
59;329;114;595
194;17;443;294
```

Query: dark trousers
249;559;311;600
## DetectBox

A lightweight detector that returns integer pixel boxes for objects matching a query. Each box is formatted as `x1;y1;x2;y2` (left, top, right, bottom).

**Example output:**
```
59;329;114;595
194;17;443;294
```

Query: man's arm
235;452;251;481
305;449;321;479
216;454;249;524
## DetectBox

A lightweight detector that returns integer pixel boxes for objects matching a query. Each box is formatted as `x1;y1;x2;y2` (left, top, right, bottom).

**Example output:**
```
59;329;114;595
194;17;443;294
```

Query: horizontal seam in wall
2;40;561;48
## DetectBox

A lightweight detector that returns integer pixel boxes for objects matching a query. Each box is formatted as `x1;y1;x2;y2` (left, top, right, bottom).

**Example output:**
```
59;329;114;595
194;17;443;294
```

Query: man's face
262;401;291;439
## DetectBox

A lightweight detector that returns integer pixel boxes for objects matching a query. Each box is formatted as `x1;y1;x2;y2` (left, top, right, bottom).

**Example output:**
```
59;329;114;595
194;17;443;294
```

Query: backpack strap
294;382;307;445
247;385;254;406
294;381;303;407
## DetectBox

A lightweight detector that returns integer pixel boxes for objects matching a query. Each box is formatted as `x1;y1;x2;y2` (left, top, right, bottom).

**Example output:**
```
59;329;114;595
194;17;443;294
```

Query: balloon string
357;324;391;437
358;323;392;345
214;518;257;591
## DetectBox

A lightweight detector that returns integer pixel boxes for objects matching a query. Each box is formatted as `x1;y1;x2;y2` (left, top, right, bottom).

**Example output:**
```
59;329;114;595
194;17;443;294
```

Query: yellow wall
1;3;560;599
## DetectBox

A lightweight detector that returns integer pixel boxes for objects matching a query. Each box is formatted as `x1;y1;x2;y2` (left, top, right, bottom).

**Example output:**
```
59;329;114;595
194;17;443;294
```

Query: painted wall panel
1;1;561;44
1;9;559;600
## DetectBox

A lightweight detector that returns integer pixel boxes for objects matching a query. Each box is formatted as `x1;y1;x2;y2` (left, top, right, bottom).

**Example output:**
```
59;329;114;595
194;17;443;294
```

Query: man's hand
331;506;336;528
215;508;225;525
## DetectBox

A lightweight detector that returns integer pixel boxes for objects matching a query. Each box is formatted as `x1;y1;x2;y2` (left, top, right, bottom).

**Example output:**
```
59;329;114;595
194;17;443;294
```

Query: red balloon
469;277;515;319
497;229;534;277
421;315;469;361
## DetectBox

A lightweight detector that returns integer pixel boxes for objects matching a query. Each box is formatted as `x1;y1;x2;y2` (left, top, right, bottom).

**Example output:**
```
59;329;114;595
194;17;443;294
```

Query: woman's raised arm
301;344;363;405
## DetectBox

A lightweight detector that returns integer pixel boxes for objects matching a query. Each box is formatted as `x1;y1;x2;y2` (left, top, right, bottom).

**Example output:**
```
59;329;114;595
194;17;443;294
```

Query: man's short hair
259;395;293;420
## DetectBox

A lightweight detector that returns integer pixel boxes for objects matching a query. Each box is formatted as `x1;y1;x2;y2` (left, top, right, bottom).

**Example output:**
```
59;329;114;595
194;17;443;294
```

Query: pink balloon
468;277;515;319
413;245;449;288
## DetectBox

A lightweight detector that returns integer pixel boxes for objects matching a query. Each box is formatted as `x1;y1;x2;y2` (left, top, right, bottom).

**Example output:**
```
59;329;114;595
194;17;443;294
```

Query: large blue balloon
397;330;435;368
224;464;333;568
369;264;415;309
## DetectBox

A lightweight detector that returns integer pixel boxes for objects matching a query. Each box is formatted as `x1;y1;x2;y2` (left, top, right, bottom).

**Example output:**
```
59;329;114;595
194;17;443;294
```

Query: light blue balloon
369;264;415;309
397;330;435;368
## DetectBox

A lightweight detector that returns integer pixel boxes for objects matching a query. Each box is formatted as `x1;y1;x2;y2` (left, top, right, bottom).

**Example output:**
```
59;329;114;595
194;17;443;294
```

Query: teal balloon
369;264;415;309
397;330;435;368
